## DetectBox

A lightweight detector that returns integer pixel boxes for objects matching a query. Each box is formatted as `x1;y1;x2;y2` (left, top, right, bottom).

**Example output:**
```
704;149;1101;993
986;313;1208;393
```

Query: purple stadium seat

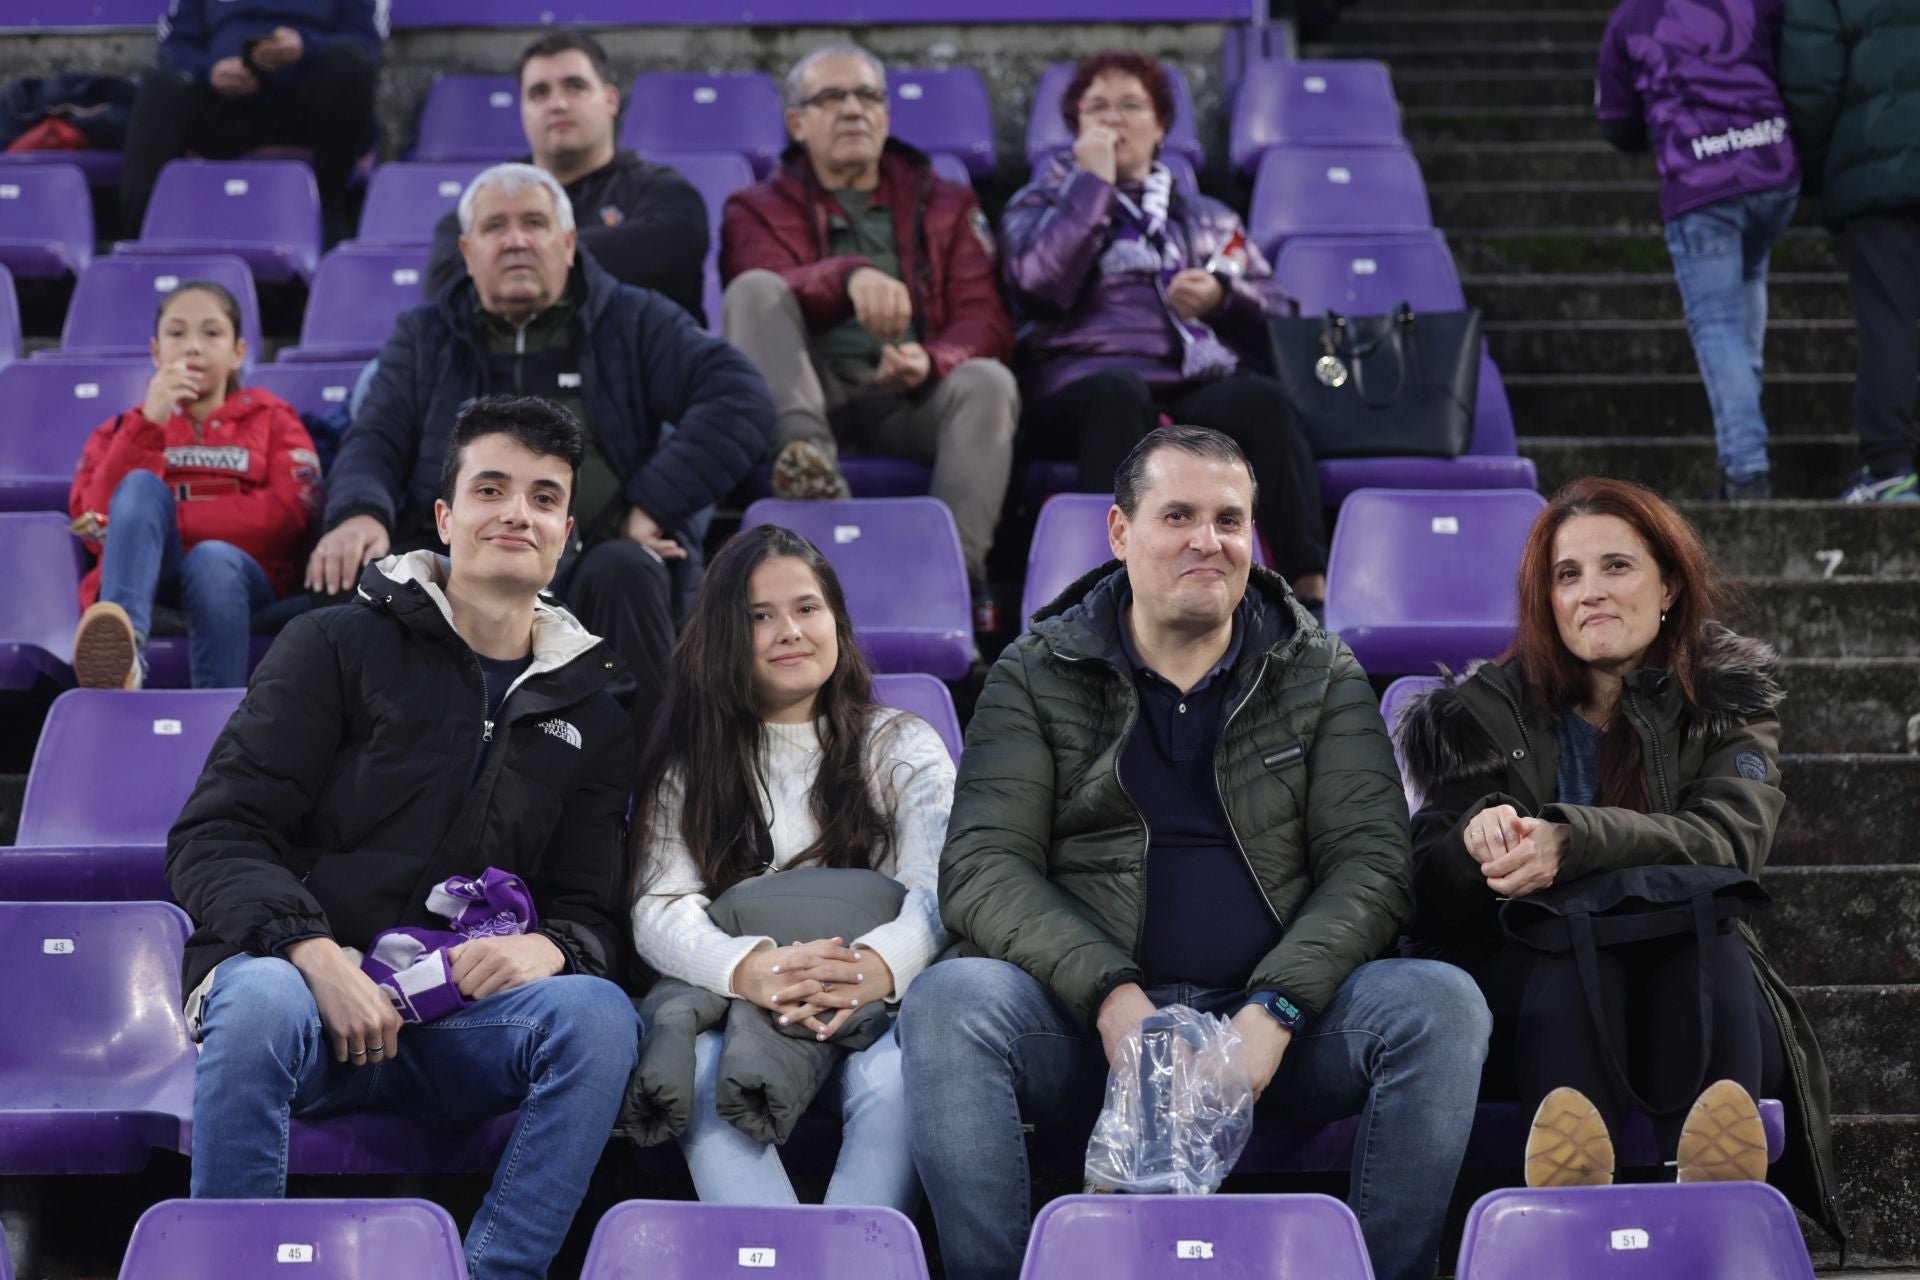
0;162;93;279
1231;60;1403;178
579;1201;930;1280
928;151;973;187
1380;674;1442;811
1248;146;1431;259
248;360;364;417
1455;1183;1815;1280
1027;61;1203;168
0;264;18;367
888;67;996;181
744;455;935;501
1027;148;1200;198
47;253;262;368
0;900;194;1174
0;1219;11;1280
872;672;963;763
640;148;756;326
120;1199;469;1280
1019;1195;1372;1280
125;160;322;283
1323;488;1546;675
0;149;126;187
741;497;972;679
0;358;154;512
411;75;523;163
1020;492;1269;627
356;161;487;247
621;73;787;178
0;512;83;689
279;246;428;363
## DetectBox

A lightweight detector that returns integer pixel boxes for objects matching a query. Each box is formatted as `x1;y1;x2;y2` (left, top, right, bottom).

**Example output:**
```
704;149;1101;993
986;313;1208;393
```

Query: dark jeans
1841;209;1920;477
121;42;377;229
549;536;676;741
1020;369;1330;581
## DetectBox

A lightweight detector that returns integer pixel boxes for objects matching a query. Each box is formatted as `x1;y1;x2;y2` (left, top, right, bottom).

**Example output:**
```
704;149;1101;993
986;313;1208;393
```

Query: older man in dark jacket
898;427;1491;1280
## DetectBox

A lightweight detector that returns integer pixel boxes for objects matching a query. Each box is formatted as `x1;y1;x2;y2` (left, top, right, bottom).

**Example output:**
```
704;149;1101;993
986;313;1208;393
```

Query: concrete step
1756;866;1918;986
1731;577;1920;660
1774;659;1920;754
1504;373;1855;438
1323;9;1610;46
1448;226;1842;274
1521;436;1859;508
1306;40;1602;72
1485;318;1854;377
1415;141;1649;184
1432;181;1670;231
1775;755;1920;867
1679;500;1920;580
1466;272;1853;324
1822;1114;1920;1267
1395;69;1601;112
1405;106;1599;145
1798;986;1919;1116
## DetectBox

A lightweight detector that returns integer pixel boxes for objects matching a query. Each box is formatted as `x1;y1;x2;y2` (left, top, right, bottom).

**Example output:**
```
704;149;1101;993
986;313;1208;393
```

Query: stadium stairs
1306;1;1920;1266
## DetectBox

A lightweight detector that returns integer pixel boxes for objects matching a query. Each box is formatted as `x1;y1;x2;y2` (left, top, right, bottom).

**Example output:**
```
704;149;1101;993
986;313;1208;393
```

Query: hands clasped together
732;936;896;1042
1464;804;1570;899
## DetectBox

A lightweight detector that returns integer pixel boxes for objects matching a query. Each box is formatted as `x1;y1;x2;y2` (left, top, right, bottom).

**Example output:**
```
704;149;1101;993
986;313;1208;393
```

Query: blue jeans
899;958;1491;1280
97;469;276;687
191;955;640;1280
1664;184;1802;480
677;1021;919;1212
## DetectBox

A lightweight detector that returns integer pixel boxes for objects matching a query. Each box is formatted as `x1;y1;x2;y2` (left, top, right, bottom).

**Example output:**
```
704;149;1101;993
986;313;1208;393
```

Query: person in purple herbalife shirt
1597;0;1802;500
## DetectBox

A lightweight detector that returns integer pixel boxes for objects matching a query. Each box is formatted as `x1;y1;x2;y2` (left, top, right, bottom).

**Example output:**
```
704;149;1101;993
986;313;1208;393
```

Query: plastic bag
1083;1004;1256;1195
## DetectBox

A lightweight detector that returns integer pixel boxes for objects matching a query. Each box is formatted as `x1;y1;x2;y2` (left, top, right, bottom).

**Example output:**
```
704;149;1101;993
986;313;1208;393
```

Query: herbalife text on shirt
1690;117;1789;161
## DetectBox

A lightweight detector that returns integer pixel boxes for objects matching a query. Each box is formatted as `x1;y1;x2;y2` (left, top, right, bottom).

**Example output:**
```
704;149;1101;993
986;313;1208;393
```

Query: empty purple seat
1019;1194;1372;1280
121;1199;468;1280
356;161;487;246
0;162;93;279
0;511;83;689
248;360;364;417
622;73;787;178
1020;492;1269;627
1248;146;1431;259
1231;60;1403;178
0;148;125;187
888;67;996;181
0;900;194;1174
1323;488;1546;676
0;264;18;367
126;160;321;283
1027;148;1199;198
279;246;428;362
929;151;973;187
741;497;972;679
1027;61;1203;168
872;672;963;763
1455;1183;1814;1280
1380;674;1443;811
48;253;261;367
745;455;934;501
642;148;756;326
411;75;523;163
0;357;154;512
580;1200;930;1280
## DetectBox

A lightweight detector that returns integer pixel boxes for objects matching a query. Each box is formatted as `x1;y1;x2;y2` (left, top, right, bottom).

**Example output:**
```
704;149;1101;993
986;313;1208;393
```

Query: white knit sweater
630;708;955;1002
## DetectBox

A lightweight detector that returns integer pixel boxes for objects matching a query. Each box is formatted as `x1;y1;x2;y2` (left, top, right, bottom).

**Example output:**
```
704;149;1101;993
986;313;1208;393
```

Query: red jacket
720;139;1013;384
70;386;321;607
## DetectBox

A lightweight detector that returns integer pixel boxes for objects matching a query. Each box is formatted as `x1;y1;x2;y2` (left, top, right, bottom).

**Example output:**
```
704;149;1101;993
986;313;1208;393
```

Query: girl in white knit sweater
629;524;955;1210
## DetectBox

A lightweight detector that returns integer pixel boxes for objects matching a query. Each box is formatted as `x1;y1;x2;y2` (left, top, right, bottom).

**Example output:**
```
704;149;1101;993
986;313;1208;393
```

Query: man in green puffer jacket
898;427;1492;1280
1780;0;1920;502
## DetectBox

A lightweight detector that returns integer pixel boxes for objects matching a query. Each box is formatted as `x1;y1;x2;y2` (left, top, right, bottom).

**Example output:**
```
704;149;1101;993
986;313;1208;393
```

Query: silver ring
367;1044;386;1056
349;1047;368;1057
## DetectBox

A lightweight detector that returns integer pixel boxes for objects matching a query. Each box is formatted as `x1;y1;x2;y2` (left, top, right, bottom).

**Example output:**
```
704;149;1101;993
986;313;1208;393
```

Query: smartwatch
1244;989;1308;1034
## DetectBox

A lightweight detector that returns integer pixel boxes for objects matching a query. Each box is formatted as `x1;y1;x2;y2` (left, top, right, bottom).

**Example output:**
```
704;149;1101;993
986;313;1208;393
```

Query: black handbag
1266;303;1481;459
1500;865;1772;1119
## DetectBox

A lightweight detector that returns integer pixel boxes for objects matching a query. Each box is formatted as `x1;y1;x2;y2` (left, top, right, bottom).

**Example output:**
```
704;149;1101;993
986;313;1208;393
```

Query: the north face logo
538;718;582;749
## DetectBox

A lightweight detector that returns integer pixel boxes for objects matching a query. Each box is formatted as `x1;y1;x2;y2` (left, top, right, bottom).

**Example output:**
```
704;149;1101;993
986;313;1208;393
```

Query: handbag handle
1320;307;1417;410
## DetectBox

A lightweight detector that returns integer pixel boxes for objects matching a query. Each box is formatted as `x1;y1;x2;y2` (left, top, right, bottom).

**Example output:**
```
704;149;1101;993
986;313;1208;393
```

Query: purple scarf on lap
361;868;539;1023
1098;163;1238;382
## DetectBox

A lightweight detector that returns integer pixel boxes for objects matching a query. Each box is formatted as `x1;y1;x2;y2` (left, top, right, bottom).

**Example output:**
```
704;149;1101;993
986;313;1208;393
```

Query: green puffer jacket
1780;0;1920;222
938;563;1414;1028
1396;626;1845;1251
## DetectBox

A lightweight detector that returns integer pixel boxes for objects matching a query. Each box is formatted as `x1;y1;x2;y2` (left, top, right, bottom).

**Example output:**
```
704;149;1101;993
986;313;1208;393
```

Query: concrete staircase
1310;5;1920;1265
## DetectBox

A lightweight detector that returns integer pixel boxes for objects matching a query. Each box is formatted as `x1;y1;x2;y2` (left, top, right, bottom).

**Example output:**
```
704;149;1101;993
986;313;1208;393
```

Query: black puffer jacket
1780;0;1920;223
167;551;637;1001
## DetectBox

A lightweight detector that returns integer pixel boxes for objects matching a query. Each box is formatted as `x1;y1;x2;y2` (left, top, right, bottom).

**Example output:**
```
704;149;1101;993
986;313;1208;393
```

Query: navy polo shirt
1119;603;1285;990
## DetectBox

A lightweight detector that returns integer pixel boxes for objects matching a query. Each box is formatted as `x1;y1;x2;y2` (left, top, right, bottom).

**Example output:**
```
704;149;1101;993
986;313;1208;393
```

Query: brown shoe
1526;1086;1615;1187
771;439;851;501
72;601;143;690
1677;1079;1768;1183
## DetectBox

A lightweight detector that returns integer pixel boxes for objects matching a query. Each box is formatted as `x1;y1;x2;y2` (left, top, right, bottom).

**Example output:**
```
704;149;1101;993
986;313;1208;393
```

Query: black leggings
1019;369;1329;581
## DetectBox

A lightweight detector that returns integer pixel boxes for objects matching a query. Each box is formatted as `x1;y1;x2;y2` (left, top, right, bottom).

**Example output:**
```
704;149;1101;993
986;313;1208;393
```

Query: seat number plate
276;1244;315;1263
737;1247;776;1267
1176;1239;1215;1260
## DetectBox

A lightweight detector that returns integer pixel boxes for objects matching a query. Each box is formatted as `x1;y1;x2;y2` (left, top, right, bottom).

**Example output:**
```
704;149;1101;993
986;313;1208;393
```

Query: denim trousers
677;1021;919;1212
898;957;1491;1280
97;469;276;687
191;955;641;1280
1663;184;1802;480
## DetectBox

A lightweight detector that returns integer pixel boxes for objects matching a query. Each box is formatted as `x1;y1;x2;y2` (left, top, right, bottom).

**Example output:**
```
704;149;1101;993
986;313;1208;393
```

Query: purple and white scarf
361;868;539;1023
1098;163;1239;382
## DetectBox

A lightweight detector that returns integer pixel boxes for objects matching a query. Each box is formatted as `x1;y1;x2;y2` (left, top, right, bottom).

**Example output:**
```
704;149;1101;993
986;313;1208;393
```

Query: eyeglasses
1079;97;1154;118
799;85;888;110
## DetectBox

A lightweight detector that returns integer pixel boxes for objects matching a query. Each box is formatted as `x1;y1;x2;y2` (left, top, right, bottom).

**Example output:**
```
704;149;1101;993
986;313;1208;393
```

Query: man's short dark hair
1113;425;1259;517
439;395;587;514
518;29;617;89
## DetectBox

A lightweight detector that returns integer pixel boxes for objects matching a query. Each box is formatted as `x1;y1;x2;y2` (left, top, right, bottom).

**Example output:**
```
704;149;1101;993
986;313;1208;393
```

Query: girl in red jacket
68;280;320;689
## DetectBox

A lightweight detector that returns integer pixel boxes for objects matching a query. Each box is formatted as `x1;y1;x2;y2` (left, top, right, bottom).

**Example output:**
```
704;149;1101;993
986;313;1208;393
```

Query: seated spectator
123;0;381;235
1597;0;1800;501
629;523;953;1209
1001;51;1327;605
899;427;1490;1280
68;280;319;690
721;43;1018;628
168;395;640;1280
425;30;712;324
1398;478;1842;1240
309;162;775;730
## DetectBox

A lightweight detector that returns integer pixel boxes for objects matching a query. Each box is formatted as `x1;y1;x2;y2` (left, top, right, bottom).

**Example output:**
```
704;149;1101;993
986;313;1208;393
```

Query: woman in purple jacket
1002;51;1326;602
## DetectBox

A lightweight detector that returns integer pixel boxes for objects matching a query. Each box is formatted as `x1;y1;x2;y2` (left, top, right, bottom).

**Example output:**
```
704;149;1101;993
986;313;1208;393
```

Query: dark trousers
1841;210;1920;477
121;43;377;230
1021;369;1330;581
550;538;676;743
